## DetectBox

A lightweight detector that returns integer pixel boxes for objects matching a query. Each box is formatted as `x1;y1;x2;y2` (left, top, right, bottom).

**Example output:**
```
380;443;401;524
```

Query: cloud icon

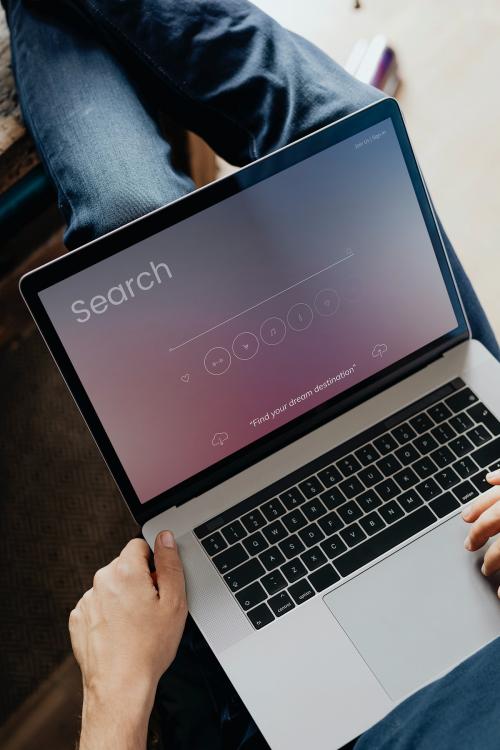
372;343;388;359
212;431;229;447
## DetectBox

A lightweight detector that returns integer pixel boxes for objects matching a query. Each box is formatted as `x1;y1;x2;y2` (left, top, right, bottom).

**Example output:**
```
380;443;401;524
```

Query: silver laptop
20;99;500;749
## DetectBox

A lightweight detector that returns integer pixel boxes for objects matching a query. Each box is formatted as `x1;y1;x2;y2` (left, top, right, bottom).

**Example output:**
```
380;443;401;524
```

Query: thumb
154;531;187;608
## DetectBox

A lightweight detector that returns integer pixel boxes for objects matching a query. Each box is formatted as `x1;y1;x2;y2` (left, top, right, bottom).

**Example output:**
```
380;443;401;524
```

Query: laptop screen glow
39;118;458;503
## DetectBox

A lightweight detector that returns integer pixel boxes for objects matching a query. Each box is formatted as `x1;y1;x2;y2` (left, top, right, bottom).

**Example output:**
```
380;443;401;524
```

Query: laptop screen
38;117;458;506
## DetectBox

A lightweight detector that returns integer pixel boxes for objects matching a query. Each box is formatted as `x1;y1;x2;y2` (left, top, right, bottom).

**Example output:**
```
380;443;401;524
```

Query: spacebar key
334;507;436;578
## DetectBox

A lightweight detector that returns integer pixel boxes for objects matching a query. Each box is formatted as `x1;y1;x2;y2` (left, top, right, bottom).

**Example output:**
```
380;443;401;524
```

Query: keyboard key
309;564;340;592
375;478;400;501
336;454;362;477
376;454;403;477
373;433;398;455
289;577;316;604
355;444;380;466
468;403;500;435
334;507;437;578
428;402;453;423
201;532;227;556
298;523;326;547
414;456;438;479
262;520;288;544
357;489;383;513
435;467;461;490
280;487;306;509
241;509;266;533
467;425;492;447
339;476;364;499
472;436;500;468
358;465;384;486
431;423;457;444
299;477;324;499
360;511;386;536
416;478;441;501
395;444;421;466
453;456;478;479
338;500;363;524
413;434;439;455
320;534;348;560
213;543;249;573
300;545;328;571
446;388;478;413
279;534;306;560
430;446;455;468
453;480;477;505
398;489;424;512
320;487;347;510
282;509;308;533
317;464;343;487
268;591;295;618
410;413;434;434
450;413;474;434
340;522;367;548
261;498;286;522
221;520;247;544
391;423;417;445
429;492;460;518
394;467;419;491
259;547;285;571
450;435;475;458
224;558;265;591
247;602;274;630
302;498;327;522
318;511;344;536
236;581;267;610
281;557;307;583
379;500;404;524
242;531;269;556
261;570;287;595
470;471;489;494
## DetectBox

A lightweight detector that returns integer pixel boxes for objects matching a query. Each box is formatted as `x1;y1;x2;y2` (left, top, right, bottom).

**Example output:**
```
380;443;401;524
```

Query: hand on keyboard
463;468;500;578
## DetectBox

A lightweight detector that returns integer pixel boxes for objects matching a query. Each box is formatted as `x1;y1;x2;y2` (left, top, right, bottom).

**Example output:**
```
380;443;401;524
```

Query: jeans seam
83;0;259;162
10;1;77;225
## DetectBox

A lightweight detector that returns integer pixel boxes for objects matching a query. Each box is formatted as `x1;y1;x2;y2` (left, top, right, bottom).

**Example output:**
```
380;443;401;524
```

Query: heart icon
180;373;190;383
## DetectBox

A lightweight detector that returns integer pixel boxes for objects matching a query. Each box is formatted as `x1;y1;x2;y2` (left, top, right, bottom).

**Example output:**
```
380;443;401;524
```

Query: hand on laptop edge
463;469;500;582
69;531;187;750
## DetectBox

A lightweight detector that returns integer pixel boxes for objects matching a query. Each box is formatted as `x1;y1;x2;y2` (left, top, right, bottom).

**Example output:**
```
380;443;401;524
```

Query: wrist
80;679;156;750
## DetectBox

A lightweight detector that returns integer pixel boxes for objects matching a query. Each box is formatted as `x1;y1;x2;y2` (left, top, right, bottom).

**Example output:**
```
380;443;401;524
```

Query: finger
464;500;500;551
462;485;500;523
486;468;500;486
154;531;187;611
117;538;151;577
482;538;500;576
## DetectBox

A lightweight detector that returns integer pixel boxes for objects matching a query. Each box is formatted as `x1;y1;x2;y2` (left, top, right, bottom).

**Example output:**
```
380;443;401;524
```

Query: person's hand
69;530;187;750
463;468;500;584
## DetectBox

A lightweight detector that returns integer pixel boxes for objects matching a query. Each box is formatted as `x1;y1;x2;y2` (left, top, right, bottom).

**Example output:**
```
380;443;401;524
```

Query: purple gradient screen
40;120;457;503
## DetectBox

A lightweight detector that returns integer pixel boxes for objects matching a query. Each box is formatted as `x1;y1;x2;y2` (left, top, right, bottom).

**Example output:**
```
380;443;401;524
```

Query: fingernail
464;538;472;550
462;507;472;520
160;531;175;548
481;563;487;575
486;469;500;481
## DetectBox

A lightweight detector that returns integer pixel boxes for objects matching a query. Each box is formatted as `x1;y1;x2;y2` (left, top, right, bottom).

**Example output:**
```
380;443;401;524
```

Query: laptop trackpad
324;514;500;700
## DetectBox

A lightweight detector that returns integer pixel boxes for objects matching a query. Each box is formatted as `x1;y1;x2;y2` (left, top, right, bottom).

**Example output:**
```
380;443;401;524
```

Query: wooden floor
2;2;499;749
254;0;500;336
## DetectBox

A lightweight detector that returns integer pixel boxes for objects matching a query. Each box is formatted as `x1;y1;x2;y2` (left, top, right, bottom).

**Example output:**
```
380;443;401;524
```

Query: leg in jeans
3;0;194;249
67;0;499;358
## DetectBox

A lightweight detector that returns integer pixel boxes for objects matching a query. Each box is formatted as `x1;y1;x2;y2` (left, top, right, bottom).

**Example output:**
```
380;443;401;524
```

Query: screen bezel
20;99;469;525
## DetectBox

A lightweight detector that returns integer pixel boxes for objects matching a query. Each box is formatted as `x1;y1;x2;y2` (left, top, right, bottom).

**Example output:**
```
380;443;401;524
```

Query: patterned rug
0;331;138;723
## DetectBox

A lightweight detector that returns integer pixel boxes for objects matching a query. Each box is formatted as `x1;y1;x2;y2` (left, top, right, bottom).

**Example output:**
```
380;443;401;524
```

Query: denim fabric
3;1;500;747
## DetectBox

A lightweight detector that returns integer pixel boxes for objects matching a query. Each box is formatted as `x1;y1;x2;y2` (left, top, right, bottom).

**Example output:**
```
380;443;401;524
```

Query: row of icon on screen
202;288;340;376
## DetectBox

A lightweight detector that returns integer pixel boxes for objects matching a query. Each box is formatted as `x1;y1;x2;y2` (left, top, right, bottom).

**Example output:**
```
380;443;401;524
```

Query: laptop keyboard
194;379;500;630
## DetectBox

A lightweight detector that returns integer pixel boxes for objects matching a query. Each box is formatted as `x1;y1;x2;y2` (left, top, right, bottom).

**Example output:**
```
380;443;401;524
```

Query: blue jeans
4;1;499;747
